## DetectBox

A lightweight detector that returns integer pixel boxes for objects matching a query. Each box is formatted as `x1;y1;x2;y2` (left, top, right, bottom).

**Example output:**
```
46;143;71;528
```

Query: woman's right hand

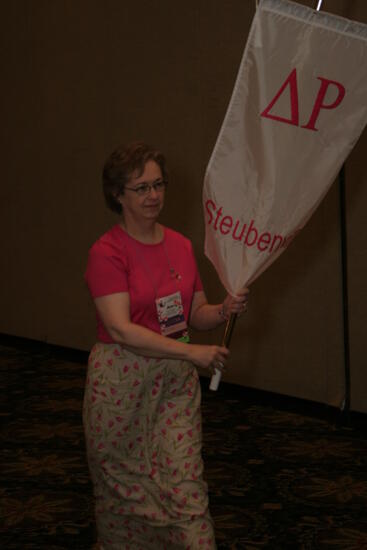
187;344;229;373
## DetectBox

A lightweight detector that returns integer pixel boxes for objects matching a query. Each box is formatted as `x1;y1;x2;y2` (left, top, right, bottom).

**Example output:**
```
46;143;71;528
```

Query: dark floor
1;335;367;549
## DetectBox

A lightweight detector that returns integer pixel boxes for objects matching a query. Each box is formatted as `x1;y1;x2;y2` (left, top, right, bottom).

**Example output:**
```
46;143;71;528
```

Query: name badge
156;291;189;342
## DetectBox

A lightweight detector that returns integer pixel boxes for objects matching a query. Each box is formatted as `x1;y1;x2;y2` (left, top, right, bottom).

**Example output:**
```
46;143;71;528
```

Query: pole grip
209;313;238;391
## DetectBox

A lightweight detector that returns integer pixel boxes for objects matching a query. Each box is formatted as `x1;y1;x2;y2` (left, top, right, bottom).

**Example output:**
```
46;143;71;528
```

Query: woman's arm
189;289;249;331
94;292;229;371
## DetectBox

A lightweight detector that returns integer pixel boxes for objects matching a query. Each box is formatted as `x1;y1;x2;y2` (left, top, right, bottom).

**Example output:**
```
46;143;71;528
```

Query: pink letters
204;199;296;254
261;68;299;126
302;77;346;131
261;68;346;131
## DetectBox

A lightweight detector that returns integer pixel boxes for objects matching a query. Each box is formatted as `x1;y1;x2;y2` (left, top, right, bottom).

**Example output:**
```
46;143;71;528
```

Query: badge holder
156;291;190;343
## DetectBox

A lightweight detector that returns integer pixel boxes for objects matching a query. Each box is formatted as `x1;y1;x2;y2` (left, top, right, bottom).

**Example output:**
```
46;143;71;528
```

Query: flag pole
315;0;323;11
338;164;351;419
209;313;238;391
222;313;238;348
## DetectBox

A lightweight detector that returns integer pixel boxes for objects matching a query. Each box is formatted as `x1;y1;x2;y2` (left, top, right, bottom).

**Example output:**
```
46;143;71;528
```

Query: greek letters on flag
203;0;367;296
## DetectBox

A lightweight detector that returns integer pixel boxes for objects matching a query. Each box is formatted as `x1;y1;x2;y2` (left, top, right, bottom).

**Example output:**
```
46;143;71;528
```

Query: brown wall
1;1;366;411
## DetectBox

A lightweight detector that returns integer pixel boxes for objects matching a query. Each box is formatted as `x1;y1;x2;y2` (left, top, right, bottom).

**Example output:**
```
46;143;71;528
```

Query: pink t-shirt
85;224;203;343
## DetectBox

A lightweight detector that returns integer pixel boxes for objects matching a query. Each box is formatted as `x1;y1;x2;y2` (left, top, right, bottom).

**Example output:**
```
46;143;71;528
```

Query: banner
203;0;367;296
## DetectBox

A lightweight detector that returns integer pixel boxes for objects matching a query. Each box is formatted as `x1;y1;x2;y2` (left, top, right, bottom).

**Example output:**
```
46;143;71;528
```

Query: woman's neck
119;219;163;244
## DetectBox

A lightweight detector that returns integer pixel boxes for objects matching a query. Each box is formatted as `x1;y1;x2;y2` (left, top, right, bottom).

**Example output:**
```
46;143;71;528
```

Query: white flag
203;0;367;296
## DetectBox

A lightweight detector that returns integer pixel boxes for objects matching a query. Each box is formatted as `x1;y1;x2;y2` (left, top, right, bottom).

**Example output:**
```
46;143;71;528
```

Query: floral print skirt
83;343;216;549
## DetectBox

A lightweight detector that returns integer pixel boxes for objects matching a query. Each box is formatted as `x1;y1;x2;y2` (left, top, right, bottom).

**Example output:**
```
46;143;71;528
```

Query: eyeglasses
125;180;168;197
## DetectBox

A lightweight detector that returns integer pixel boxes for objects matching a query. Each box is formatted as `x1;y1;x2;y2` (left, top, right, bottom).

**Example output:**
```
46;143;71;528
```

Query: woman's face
119;160;165;224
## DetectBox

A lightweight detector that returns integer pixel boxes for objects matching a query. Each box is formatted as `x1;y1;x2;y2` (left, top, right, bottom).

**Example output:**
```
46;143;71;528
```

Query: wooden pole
209;313;238;391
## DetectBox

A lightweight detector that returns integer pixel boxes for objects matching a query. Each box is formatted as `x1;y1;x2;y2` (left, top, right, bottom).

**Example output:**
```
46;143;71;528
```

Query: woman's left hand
221;288;249;319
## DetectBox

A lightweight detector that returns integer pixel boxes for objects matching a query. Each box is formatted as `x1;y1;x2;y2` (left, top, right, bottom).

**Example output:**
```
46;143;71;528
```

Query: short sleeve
85;241;129;298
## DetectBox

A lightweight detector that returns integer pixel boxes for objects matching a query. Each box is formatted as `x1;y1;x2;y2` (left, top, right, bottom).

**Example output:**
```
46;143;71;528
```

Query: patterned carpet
1;336;367;549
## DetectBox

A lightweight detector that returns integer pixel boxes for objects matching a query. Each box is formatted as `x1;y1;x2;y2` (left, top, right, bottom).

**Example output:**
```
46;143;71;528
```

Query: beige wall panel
0;1;365;410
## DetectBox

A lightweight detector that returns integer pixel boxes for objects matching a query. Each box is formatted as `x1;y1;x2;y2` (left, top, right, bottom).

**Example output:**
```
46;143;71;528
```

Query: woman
84;142;248;549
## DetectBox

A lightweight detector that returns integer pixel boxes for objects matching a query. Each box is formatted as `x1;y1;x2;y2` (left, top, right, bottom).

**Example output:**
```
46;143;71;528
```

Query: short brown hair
102;141;167;214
